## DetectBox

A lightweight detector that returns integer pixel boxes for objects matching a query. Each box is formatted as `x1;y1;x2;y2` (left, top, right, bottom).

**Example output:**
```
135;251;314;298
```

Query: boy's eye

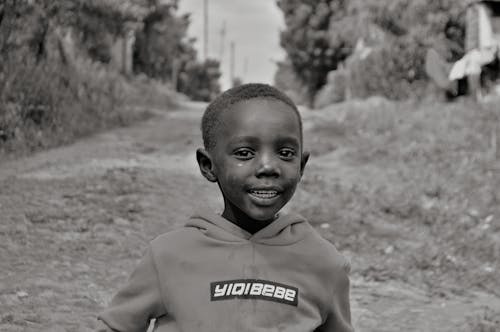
233;148;254;159
279;148;296;159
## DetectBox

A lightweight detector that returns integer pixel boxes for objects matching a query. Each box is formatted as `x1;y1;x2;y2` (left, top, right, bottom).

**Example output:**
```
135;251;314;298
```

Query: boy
98;83;353;332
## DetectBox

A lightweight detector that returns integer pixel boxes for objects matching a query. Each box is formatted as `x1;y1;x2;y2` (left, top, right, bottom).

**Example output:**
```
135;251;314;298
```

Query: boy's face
198;98;309;225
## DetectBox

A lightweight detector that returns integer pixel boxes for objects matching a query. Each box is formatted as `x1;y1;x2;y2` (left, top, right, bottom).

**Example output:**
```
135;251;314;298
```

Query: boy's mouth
248;189;279;200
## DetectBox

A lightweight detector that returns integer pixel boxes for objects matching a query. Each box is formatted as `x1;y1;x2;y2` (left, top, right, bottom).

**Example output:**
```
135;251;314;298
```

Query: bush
278;0;353;105
0;56;134;157
274;59;310;106
0;0;173;159
276;0;467;103
314;68;348;107
123;74;179;110
349;33;429;100
346;0;467;100
371;0;466;61
177;58;221;102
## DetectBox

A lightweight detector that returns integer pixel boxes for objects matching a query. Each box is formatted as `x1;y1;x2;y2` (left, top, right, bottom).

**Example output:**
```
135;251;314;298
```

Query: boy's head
196;83;309;228
201;83;302;151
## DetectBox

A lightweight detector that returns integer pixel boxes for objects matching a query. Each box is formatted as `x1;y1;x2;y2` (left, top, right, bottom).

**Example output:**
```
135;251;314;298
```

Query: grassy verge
299;97;500;296
0;58;176;160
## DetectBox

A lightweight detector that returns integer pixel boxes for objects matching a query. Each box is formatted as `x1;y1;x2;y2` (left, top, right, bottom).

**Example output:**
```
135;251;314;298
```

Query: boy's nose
255;154;280;178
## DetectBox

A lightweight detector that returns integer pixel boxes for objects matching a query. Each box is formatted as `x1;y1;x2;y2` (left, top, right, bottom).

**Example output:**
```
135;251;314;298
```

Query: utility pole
243;56;248;80
172;58;179;91
230;41;235;85
219;21;226;61
204;0;208;61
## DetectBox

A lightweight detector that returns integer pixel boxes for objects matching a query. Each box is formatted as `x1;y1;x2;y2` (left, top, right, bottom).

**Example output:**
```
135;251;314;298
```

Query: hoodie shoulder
307;226;352;275
149;227;198;256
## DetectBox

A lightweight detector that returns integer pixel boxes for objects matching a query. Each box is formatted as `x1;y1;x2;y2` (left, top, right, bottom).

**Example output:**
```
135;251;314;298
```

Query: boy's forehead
219;98;301;130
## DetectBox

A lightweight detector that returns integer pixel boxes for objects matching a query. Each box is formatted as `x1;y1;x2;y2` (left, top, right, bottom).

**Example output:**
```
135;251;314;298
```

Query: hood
185;209;310;246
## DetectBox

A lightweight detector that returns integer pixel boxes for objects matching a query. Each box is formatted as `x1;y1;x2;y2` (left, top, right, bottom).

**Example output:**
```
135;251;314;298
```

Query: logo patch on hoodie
210;279;298;306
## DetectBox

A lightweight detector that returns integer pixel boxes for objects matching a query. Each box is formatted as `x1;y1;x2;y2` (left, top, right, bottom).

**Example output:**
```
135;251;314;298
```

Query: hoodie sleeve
315;256;354;332
98;244;167;332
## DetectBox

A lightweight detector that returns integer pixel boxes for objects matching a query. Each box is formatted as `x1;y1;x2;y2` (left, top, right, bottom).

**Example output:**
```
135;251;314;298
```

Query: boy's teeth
250;190;278;198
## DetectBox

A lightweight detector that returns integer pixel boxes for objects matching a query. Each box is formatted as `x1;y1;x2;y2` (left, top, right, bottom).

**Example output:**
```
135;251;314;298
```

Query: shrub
177;58;221;102
278;0;353;105
349;33;429;100
0;0;171;159
314;68;348;107
274;59;310;106
276;0;467;103
346;0;467;100
0;56;132;157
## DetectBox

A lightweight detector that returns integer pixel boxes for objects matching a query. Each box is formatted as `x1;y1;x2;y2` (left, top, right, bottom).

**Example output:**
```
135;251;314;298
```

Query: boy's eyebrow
275;136;300;147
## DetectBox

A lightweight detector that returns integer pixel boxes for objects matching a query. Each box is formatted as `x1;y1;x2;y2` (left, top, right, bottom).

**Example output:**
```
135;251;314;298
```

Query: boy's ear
300;151;310;177
196;148;217;182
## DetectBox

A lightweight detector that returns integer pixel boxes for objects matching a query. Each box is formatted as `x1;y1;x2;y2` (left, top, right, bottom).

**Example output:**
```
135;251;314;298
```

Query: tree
0;0;143;151
278;0;353;105
133;2;221;101
178;58;221;101
133;3;190;80
370;0;466;61
277;0;467;102
347;0;467;99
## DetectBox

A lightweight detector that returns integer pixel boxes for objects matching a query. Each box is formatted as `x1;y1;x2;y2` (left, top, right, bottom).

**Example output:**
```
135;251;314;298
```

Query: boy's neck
221;209;276;235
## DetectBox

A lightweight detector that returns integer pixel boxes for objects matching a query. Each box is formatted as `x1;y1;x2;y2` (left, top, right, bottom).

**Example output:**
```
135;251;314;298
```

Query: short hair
201;83;302;151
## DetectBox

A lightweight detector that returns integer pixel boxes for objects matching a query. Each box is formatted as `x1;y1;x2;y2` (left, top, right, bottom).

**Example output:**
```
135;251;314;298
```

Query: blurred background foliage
275;0;468;106
0;0;479;154
0;0;220;156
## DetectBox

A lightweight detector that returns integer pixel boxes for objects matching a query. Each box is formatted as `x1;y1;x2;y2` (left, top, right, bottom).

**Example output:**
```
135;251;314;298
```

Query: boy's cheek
280;178;299;198
219;173;245;196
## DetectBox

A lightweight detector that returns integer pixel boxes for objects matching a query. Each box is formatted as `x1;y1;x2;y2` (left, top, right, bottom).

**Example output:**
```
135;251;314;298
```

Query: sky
177;0;286;90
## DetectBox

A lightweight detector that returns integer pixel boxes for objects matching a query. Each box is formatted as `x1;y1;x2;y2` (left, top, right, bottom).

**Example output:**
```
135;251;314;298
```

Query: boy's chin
246;209;280;223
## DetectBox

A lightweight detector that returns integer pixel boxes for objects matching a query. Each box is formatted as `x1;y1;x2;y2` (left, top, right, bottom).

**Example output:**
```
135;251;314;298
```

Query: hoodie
98;210;353;332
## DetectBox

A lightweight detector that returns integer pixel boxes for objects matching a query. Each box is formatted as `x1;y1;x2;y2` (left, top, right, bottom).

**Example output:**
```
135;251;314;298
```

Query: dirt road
1;101;499;331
